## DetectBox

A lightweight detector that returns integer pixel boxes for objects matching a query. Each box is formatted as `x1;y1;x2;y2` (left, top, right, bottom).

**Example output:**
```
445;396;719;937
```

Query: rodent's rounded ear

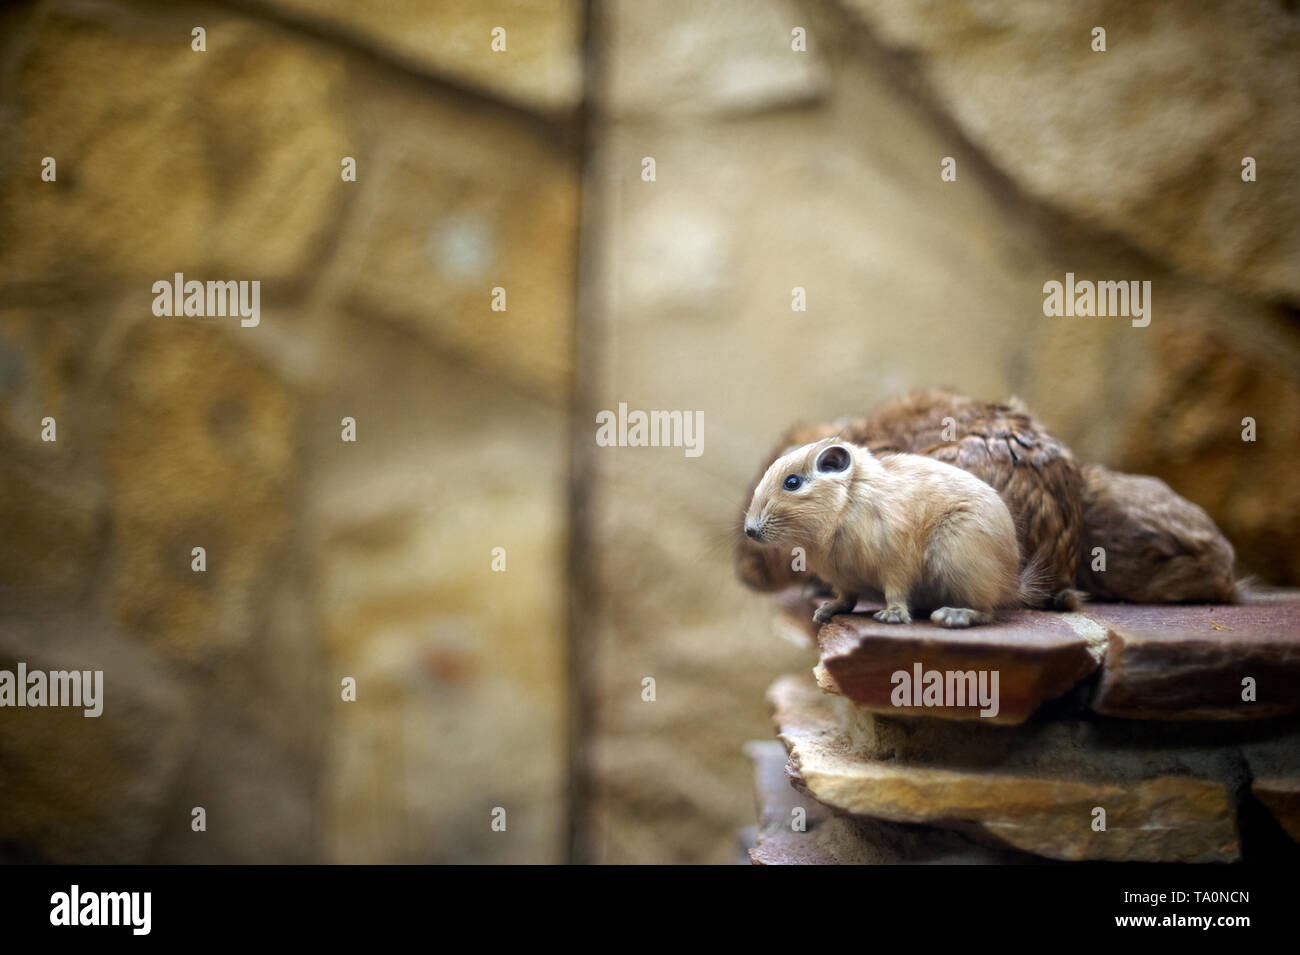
815;444;852;474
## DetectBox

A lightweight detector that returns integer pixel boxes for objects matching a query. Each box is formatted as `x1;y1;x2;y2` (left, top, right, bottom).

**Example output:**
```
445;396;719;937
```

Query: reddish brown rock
815;603;1105;724
1088;597;1300;720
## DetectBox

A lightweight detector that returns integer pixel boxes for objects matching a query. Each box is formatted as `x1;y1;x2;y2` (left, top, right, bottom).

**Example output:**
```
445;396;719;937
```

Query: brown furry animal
1078;464;1240;603
745;439;1042;627
736;391;1082;609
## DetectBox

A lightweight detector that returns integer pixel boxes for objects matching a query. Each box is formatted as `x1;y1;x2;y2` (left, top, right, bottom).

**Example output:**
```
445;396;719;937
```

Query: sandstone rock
150;549;330;863
335;84;578;401
0;0;350;288
836;0;1300;301
0;305;105;452
815;603;1105;724
1110;318;1300;587
309;319;568;863
608;0;830;117
149;705;323;863
745;739;1029;864
0;452;103;608
580;0;1300;865
246;0;582;113
105;322;299;663
0;612;196;863
769;673;1242;862
0;301;112;610
1089;598;1300;720
0;0;583;868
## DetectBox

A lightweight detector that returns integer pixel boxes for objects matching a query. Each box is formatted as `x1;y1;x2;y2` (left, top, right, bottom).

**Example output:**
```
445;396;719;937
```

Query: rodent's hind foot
812;604;837;625
930;607;993;628
873;606;912;625
813;592;860;625
812;602;845;624
1051;588;1085;611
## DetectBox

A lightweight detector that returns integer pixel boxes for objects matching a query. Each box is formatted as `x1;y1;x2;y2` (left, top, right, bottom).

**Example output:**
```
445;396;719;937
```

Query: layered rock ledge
767;673;1266;862
1089;598;1300;721
804;591;1300;723
744;739;1036;865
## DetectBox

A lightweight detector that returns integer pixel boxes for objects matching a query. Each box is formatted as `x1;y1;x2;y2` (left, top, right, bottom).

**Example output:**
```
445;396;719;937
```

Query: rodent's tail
1016;551;1055;609
1015;550;1084;610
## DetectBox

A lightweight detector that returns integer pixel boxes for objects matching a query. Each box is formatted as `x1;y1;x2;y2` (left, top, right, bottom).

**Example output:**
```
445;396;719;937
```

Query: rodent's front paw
812;605;838;624
873;607;912;625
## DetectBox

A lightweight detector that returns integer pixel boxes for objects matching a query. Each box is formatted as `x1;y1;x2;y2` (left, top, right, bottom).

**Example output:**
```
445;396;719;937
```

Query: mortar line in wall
212;0;578;148
564;0;607;867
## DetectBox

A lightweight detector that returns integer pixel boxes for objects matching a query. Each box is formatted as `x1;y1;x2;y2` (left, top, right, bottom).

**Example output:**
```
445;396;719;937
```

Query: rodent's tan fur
744;438;1031;627
735;390;1083;609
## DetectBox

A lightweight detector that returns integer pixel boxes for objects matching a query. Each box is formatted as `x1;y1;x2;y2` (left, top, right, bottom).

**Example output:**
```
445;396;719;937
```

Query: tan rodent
744;438;1042;627
735;390;1083;610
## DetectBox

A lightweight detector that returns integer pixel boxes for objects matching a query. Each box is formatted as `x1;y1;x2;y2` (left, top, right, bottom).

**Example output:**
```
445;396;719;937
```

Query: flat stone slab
813;600;1106;725
768;673;1243;863
1088;595;1300;720
744;740;1030;865
780;590;1300;723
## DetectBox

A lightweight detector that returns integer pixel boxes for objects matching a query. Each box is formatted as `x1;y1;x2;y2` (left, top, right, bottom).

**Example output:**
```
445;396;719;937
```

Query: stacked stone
747;591;1300;865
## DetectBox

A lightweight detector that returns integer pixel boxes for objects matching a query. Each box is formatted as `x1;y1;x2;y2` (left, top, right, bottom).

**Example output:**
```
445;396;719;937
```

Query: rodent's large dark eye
783;475;802;491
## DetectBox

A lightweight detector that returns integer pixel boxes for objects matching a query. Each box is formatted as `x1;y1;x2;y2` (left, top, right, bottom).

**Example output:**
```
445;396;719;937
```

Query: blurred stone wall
0;0;579;862
578;0;1299;862
0;0;1296;867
